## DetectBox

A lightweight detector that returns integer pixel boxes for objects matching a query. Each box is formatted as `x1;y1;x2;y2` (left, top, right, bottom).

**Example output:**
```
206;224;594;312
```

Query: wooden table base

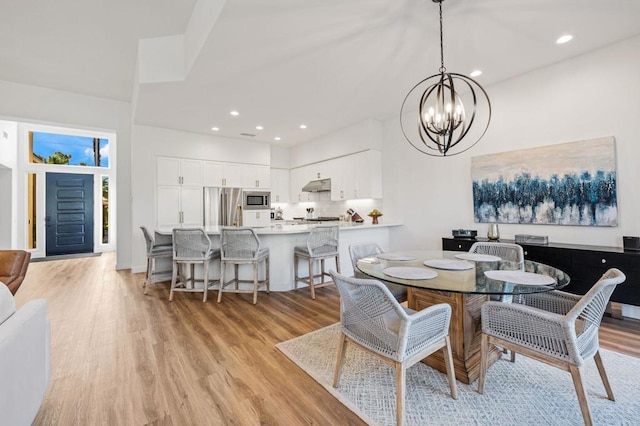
408;288;501;384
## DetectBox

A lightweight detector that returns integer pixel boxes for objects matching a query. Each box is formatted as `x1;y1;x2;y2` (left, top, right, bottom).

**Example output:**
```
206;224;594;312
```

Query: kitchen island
155;222;401;292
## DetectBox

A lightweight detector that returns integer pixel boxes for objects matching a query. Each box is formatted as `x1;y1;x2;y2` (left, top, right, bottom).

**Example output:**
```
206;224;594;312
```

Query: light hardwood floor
15;252;640;425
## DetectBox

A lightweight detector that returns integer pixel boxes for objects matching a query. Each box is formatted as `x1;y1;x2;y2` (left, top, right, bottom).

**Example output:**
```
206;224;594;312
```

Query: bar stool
218;227;270;304
169;228;221;303
294;224;340;299
140;226;173;295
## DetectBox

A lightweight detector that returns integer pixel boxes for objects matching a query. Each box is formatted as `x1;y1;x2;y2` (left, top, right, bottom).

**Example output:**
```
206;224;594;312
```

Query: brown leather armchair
0;250;31;295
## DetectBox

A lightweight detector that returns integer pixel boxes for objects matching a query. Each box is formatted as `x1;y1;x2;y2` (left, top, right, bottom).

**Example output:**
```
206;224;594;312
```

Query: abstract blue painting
471;137;617;226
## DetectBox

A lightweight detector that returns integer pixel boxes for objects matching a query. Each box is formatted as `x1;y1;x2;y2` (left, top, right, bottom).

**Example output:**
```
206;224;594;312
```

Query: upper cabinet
290;164;316;202
243;165;271;189
202;161;269;188
330;150;382;200
353;150;382;199
288;150;382;202
221;163;243;187
270;168;290;203
157;157;202;186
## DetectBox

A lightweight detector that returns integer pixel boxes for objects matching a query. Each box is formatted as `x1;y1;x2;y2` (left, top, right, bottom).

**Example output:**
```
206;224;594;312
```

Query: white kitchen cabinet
243;165;271;189
202;161;244;187
202;161;223;186
270;168;290;203
354;150;382;199
290;165;316;202
157;157;202;186
242;210;271;227
330;151;381;200
223;163;243;187
329;156;356;201
157;186;203;228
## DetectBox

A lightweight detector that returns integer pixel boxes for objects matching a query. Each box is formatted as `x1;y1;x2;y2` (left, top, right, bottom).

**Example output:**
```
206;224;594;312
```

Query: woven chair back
331;271;405;358
221;227;260;260
348;242;382;279
172;228;212;261
470;242;524;267
307;225;339;256
140;226;154;254
348;242;382;270
570;268;625;356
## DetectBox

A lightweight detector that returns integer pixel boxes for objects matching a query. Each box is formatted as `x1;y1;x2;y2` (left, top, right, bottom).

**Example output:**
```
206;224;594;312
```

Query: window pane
28;173;37;249
29;131;110;168
102;176;109;244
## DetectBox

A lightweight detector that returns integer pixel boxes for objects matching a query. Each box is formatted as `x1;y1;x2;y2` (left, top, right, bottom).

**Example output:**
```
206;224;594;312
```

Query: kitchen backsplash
272;198;383;221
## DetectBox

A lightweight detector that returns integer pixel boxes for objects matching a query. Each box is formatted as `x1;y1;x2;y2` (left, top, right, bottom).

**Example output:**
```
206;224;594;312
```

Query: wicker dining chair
294;225;340;299
469;241;524;266
140;226;173;295
330;271;457;426
169;228;221;303
348;242;407;303
470;241;526;360
477;268;626;426
218;227;270;304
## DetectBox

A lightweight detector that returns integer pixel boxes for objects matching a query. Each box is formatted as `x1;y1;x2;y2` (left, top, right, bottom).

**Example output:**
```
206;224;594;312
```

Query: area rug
276;324;640;425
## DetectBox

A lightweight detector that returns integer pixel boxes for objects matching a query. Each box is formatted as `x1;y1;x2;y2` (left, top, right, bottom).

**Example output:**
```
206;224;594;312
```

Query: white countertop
156;221;402;235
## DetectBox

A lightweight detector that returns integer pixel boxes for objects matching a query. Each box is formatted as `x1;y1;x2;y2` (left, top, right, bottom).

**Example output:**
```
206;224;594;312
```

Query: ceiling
2;0;640;146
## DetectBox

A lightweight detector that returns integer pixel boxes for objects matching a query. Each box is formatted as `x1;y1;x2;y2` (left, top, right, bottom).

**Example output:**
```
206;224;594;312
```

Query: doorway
45;172;94;256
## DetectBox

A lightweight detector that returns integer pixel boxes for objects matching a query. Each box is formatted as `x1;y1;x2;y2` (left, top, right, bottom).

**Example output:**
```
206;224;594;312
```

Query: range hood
302;178;331;192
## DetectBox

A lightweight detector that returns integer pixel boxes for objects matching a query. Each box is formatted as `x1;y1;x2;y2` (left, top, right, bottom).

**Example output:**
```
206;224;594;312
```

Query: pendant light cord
439;1;445;73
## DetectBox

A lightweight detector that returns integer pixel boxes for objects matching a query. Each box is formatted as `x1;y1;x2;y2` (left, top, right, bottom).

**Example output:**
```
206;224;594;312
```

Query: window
29;131;110;168
28;173;37;249
102;176;109;244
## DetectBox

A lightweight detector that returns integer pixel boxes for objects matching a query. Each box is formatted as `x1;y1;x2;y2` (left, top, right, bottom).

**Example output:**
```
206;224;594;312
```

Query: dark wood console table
442;237;640;307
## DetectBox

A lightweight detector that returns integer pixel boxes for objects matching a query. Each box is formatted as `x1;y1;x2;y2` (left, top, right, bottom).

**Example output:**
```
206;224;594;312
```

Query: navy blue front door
45;173;94;256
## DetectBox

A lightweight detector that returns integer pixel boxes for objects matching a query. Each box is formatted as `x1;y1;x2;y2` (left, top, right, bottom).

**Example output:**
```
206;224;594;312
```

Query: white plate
423;259;474;270
383;267;437;280
454;253;501;262
484;270;555;285
377;253;417;261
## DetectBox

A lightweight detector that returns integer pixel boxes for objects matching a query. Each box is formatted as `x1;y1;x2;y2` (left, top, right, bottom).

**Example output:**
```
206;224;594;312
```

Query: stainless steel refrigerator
203;187;243;227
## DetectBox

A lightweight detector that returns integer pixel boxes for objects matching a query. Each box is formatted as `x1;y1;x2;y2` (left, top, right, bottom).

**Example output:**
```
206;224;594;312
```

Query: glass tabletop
356;250;570;295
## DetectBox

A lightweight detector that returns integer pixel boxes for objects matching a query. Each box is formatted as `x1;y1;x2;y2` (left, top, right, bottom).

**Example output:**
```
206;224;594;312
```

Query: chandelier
400;0;491;157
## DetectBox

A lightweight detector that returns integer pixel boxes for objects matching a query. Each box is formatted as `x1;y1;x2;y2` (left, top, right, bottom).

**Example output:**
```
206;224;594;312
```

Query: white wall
0;80;132;268
289;118;383;167
0;121;17;248
270;145;290;169
383;35;640;251
130;125;271;271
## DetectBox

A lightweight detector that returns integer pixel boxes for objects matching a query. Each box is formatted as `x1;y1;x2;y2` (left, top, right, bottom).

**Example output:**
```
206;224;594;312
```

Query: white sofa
0;282;51;426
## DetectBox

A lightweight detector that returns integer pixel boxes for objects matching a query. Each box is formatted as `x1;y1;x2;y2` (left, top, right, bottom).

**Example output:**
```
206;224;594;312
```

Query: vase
487;224;500;241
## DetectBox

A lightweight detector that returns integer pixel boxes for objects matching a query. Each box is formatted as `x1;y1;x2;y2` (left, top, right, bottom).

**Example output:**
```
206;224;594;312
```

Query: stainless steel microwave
243;191;270;210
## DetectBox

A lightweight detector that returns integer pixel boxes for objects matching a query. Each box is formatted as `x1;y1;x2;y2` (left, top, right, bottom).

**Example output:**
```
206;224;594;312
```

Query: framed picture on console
471;136;618;226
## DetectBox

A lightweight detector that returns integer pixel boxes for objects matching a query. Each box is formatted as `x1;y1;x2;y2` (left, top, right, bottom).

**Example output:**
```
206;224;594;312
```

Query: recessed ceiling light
256;125;263;130
211;127;219;131
230;110;239;116
274;137;281;141
556;34;573;44
470;70;482;77
299;124;307;129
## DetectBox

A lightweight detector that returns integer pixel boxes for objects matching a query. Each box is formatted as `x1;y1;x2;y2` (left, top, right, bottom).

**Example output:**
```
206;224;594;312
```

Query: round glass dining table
356;250;571;384
356;250;570;295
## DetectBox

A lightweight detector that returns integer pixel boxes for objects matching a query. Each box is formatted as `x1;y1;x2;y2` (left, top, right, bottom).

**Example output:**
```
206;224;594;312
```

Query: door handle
45;216;52;227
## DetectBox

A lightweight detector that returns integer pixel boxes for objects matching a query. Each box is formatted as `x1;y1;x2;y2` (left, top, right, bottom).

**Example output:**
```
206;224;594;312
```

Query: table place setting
423;258;474;270
382;266;437;280
377;252;417;261
454;253;501;262
484;270;556;285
